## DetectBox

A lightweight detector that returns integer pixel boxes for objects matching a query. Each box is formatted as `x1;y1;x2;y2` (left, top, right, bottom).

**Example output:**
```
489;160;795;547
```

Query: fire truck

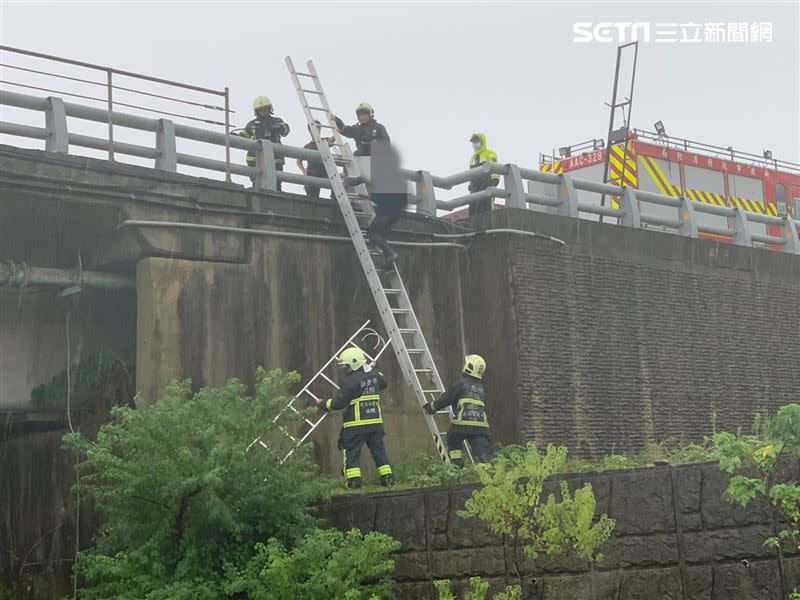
537;129;800;249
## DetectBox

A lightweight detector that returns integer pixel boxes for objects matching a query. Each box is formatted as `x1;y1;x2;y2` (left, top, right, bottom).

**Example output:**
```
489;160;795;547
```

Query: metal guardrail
631;129;800;174
0;89;798;255
0;45;233;180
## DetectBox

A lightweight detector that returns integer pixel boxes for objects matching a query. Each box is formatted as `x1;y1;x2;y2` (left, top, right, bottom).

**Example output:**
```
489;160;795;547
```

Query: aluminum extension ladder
248;320;391;463
286;56;464;464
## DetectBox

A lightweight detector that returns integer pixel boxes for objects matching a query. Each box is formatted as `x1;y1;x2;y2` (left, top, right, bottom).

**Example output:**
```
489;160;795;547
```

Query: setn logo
573;22;651;43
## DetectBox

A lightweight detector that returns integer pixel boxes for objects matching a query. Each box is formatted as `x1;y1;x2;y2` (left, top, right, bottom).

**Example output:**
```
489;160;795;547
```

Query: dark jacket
302;140;327;178
323;367;388;433
239;115;290;165
333;116;389;156
432;374;489;434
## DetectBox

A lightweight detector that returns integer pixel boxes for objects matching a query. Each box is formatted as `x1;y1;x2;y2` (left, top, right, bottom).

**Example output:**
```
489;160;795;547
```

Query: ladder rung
307;106;327;111
391;308;410;314
295;72;315;78
422;389;442;394
414;368;433;373
304;389;321;402
384;289;401;294
317;123;336;129
301;88;321;94
398;328;418;334
407;349;425;353
320;372;339;389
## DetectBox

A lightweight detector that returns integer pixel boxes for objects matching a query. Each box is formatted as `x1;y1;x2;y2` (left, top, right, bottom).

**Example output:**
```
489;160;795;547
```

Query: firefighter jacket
333;116;389;156
239;115;290;165
468;132;500;191
323;367;387;432
432;374;490;434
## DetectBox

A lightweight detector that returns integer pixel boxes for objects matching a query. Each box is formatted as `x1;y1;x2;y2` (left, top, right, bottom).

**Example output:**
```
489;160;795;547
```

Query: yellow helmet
338;347;368;370
253;96;273;112
355;102;374;117
463;354;486;379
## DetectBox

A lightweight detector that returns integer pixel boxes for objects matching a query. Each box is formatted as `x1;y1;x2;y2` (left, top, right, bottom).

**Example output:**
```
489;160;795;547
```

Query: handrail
631;128;800;174
0;45;232;179
0;89;797;256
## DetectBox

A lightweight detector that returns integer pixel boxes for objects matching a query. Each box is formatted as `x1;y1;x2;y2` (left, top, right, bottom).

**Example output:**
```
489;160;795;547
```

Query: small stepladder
248;320;391;463
285;56;469;464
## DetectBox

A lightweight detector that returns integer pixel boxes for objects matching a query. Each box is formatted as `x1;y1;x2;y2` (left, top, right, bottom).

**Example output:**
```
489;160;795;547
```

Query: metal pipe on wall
0;261;135;290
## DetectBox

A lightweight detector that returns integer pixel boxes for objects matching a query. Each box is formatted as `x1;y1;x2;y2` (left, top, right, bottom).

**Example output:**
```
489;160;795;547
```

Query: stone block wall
325;461;800;599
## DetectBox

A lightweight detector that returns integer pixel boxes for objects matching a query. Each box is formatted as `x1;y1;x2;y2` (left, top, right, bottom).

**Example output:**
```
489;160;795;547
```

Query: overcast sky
1;1;798;187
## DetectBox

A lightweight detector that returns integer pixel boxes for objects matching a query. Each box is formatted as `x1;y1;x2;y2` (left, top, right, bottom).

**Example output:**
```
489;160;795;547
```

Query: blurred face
356;111;370;123
256;106;272;118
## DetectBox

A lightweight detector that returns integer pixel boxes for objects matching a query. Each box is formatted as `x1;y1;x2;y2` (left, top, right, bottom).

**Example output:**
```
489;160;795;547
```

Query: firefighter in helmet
237;96;290;189
424;354;491;467
330;102;389;157
316;347;394;488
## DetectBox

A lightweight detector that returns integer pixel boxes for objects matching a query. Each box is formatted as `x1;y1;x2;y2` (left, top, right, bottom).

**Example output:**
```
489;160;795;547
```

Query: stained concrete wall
135;235;465;475
325;461;800;600
0;288;136;409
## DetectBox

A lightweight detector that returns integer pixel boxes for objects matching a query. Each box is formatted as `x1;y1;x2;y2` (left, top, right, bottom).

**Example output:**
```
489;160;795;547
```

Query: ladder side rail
271;319;372;424
298;59;372;215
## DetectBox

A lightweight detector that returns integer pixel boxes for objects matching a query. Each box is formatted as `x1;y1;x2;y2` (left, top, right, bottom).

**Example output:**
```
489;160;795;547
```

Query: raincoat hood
470;132;487;151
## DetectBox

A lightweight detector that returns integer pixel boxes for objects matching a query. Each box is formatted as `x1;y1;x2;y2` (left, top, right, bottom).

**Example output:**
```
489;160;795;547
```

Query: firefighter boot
380;473;395;487
346;477;363;489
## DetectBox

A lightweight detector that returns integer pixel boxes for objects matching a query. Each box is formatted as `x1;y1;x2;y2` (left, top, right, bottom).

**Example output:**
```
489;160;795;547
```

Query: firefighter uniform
425;355;491;467
322;360;393;488
302;139;327;199
238;96;290;189
332;103;389;157
468;133;500;216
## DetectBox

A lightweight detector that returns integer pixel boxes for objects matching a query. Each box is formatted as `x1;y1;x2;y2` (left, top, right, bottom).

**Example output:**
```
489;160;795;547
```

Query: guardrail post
503;164;526;209
416;170;436;216
44;96;68;153
731;208;752;247
155;118;177;171
254;140;277;191
677;197;698;238
780;219;800;254
618;186;641;228
556;174;579;218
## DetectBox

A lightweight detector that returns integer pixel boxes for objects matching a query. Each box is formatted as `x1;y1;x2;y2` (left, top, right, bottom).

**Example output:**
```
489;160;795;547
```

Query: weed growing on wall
435;443;615;599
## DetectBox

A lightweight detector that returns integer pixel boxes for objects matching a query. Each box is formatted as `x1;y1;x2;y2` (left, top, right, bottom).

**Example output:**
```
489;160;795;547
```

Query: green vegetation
435;443;615;599
706;404;800;600
63;369;396;600
31;350;132;409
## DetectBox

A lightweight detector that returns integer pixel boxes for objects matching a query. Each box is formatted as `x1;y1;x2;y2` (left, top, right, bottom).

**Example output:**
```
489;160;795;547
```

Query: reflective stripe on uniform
377;464;392;476
343;394;383;428
453;398;489;427
345;467;361;479
449;449;463;459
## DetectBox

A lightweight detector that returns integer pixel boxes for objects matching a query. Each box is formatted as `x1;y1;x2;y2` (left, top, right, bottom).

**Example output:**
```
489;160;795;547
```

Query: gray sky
1;0;798;189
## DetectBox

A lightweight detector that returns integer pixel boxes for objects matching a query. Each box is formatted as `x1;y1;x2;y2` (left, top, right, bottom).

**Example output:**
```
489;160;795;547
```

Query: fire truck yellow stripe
640;156;669;195
611;145;637;172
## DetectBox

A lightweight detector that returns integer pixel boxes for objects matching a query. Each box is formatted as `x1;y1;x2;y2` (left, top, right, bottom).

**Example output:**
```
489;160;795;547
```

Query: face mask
472;141;482;151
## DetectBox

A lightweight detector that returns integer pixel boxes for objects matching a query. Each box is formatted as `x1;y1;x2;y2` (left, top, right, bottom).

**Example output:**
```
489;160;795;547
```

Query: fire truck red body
539;130;800;248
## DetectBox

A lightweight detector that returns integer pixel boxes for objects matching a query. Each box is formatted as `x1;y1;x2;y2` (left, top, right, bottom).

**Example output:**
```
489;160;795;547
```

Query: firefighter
296;120;332;199
330;102;389;157
238;96;290;189
467;133;500;216
316;347;394;488
424;354;491;467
